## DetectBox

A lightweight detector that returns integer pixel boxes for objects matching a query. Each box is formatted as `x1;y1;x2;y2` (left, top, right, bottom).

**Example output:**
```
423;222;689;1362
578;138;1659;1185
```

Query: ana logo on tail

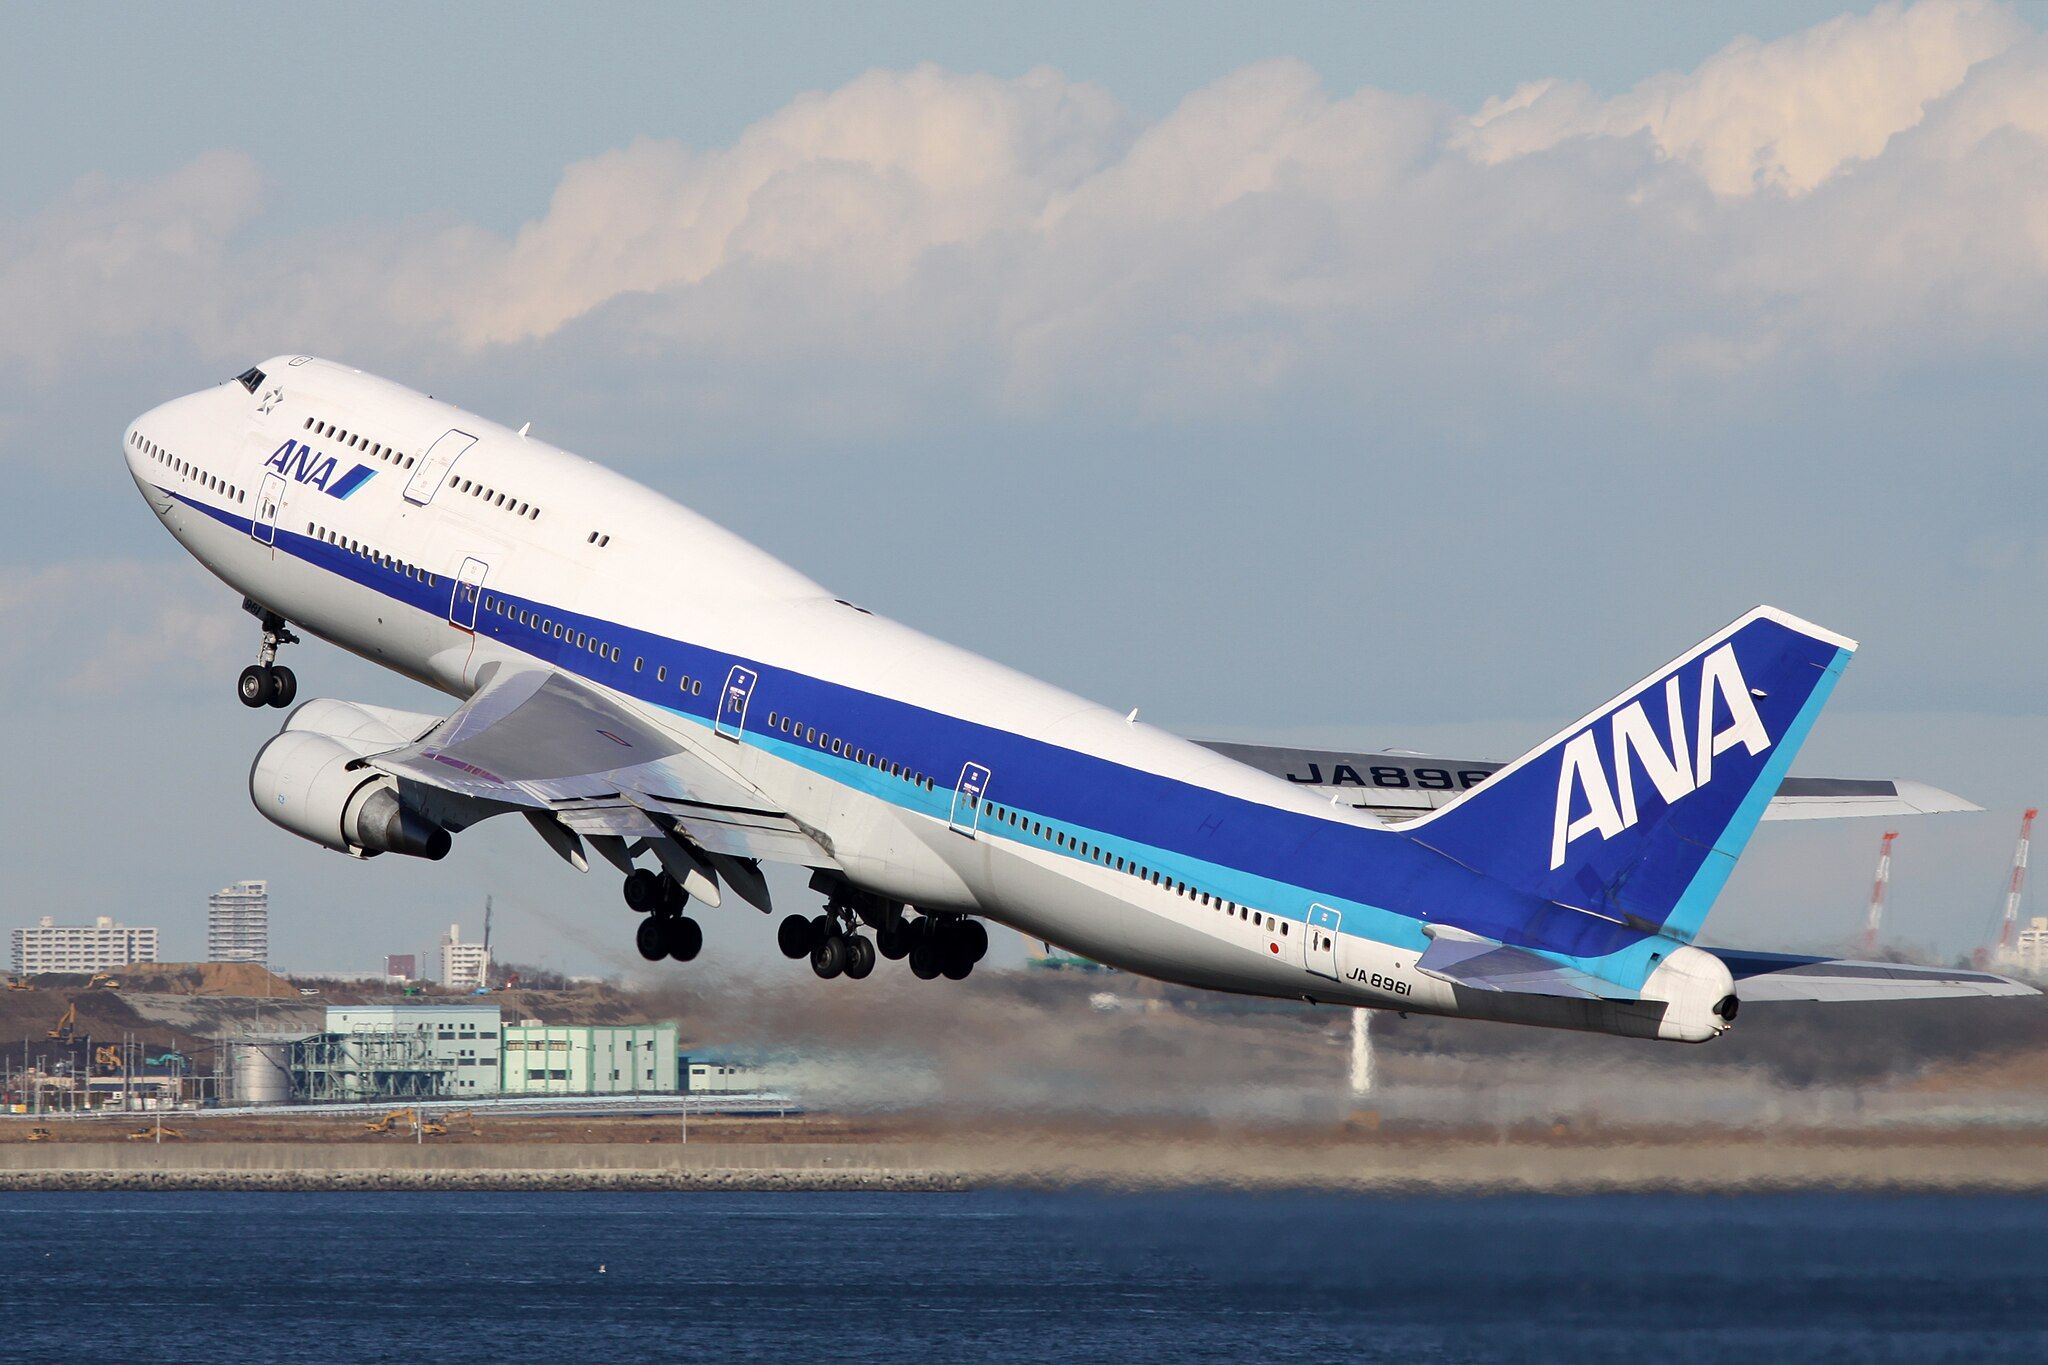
1550;644;1772;870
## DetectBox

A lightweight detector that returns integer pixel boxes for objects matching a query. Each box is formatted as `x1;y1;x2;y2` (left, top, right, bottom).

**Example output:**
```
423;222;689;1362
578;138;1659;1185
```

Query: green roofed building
499;1022;679;1096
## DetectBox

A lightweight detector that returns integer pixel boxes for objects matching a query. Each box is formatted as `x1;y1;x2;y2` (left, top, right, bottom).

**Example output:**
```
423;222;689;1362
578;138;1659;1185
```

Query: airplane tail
1406;607;1856;947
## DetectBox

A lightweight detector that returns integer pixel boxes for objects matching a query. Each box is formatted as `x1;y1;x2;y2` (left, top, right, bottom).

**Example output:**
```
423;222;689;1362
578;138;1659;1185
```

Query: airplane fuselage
125;357;1737;1040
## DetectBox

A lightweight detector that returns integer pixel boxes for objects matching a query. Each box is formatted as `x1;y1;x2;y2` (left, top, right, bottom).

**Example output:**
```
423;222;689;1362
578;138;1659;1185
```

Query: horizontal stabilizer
1416;927;1635;1000
1759;778;1980;821
1717;950;2038;1002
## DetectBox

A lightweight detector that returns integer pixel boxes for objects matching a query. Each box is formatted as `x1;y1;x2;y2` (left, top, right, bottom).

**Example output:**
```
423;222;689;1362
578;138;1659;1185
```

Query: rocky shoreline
4;1137;2047;1194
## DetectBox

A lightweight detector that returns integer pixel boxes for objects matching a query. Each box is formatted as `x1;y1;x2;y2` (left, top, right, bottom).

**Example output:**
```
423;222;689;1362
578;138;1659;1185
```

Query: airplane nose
124;384;242;494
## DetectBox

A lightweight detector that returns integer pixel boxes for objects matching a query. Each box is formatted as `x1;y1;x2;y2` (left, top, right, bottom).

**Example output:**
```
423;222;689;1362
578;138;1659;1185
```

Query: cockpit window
235;367;265;394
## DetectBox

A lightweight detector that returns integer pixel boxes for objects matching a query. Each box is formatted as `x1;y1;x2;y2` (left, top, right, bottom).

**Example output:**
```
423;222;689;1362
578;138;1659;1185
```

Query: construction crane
1986;807;2038;967
46;1003;75;1041
1861;830;1899;956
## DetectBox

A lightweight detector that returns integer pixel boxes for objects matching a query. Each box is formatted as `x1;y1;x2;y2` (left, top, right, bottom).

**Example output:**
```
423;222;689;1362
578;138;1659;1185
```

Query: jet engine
248;700;452;859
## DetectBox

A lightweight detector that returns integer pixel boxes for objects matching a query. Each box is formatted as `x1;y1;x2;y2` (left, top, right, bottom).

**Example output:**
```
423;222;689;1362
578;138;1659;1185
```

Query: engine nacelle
249;729;450;860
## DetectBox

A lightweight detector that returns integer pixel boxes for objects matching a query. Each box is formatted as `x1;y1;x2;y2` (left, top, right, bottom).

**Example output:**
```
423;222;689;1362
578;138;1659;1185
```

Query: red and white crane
1861;830;1900;956
1996;807;2037;957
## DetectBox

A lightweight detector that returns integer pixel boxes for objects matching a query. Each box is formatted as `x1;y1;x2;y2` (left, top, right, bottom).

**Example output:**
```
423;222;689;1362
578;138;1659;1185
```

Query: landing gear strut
625;868;701;962
237;600;299;709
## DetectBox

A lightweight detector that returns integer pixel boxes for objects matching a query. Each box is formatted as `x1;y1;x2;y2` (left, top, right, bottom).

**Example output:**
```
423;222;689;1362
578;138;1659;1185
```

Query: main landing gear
624;867;703;963
778;905;987;982
237;601;299;709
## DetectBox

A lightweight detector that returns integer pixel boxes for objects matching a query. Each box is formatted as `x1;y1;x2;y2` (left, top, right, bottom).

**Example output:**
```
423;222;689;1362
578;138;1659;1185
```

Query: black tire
810;935;846;980
664;916;703;962
265;664;297;708
843;935;876;980
941;946;974;981
810;913;836;945
623;868;662;913
908;941;942;980
875;920;909;961
777;913;815;960
957;918;989;963
634;917;666;962
237;665;269;708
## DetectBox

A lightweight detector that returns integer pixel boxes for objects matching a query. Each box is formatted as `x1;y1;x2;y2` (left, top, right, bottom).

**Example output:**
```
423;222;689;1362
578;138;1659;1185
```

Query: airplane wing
1196;741;1979;824
355;666;834;893
1714;950;2038;1002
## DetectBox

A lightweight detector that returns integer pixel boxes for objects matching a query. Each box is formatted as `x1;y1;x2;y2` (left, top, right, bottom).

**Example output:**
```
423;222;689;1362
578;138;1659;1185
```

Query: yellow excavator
126;1125;183;1141
93;1044;124;1074
25;1127;51;1142
6;975;32;990
85;973;119;990
363;1108;451;1137
46;1003;76;1041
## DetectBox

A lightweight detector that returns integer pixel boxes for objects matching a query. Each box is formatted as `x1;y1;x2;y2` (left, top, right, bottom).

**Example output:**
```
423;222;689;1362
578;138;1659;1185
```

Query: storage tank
234;1038;294;1104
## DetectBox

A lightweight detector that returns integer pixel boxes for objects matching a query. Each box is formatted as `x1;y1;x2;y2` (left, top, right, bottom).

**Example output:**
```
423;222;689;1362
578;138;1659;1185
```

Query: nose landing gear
237;600;300;709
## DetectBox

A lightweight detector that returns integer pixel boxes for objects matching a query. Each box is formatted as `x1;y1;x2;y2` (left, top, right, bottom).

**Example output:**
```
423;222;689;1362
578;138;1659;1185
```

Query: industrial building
328;1004;502;1097
683;1058;759;1093
207;880;269;964
11;915;159;975
501;1023;679;1095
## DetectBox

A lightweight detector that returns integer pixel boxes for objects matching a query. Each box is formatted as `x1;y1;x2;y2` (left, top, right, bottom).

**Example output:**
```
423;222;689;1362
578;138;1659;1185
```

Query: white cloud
8;1;2048;427
1458;0;2028;194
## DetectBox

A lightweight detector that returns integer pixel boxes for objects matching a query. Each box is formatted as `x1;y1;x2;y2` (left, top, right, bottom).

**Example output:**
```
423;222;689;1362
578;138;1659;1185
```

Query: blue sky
1;1;2042;976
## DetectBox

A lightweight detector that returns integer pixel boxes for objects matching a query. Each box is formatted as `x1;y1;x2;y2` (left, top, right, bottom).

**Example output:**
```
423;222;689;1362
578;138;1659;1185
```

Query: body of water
1;1190;2042;1361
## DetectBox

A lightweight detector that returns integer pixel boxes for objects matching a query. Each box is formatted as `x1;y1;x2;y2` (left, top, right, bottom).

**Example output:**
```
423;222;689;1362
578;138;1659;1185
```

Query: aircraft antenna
1997;808;2037;956
1861;830;1899;956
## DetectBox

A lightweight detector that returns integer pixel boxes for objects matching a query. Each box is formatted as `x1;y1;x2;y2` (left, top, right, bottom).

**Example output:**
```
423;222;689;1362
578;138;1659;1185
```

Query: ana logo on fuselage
265;439;375;500
1549;643;1771;870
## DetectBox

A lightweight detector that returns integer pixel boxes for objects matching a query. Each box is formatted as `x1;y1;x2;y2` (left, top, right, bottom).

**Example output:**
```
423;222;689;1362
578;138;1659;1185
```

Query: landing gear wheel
957;918;988;964
778;914;816;960
663;916;703;962
843;936;876;980
908;941;942;980
635;917;666;962
623;868;663;913
941;946;974;981
875;920;910;961
265;665;297;709
237;665;270;709
811;935;847;980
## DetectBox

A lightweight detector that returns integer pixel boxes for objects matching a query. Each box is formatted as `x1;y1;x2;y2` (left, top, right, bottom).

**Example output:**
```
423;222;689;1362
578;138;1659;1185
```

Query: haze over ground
2;1;2043;974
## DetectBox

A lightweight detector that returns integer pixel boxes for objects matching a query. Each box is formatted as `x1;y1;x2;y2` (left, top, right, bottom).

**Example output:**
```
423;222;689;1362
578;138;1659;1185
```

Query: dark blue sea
2;1191;2042;1361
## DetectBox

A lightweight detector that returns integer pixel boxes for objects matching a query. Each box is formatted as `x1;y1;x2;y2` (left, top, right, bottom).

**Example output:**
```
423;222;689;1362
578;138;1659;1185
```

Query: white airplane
125;357;2033;1041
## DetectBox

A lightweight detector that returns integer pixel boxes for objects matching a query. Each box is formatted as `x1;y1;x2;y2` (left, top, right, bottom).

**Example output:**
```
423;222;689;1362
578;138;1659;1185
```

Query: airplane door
448;556;489;631
1306;904;1342;980
403;429;478;506
251;473;286;546
949;763;992;836
715;665;758;739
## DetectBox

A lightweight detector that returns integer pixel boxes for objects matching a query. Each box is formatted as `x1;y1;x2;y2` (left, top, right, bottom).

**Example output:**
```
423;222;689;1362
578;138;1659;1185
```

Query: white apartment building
440;923;490;992
208;880;269;965
11;916;159;976
1998;917;2048;978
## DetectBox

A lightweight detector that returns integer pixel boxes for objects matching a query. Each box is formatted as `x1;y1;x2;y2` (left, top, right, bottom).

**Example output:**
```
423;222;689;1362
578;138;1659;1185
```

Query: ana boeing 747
124;358;2033;1040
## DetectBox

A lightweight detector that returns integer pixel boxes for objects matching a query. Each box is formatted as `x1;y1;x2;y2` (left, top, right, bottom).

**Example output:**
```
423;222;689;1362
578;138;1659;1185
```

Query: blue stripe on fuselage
175;486;1665;977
